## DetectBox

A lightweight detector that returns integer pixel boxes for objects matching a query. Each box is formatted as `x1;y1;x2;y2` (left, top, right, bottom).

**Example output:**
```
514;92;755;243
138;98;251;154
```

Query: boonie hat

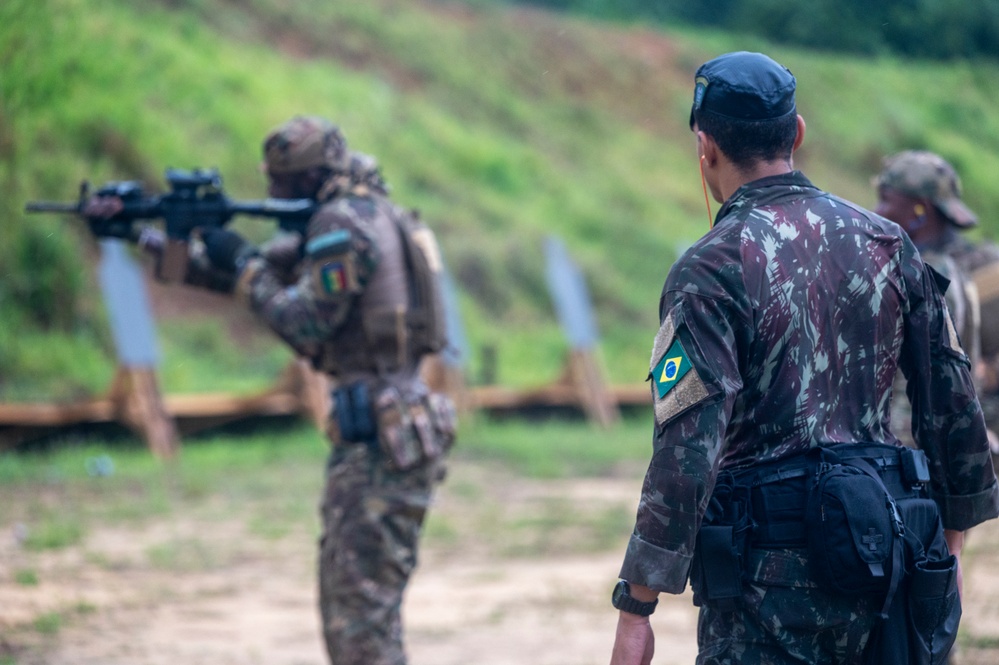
874;150;978;228
263;115;349;175
690;51;796;129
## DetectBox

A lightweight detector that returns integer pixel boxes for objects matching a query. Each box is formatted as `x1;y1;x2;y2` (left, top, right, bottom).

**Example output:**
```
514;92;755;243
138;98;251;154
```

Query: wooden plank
0;400;118;426
164;392;302;418
468;383;649;411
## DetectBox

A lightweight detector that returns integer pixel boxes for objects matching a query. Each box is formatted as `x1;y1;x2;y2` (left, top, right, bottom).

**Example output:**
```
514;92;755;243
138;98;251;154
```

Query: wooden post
98;239;180;457
107;366;179;459
293;359;331;431
566;349;619;428
544;235;620;427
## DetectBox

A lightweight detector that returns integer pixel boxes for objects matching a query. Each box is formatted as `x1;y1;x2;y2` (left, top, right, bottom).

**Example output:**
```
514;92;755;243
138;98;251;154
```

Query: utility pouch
373;385;456;472
690;481;751;611
330;381;376;444
901;447;932;486
863;510;960;665
374;386;423;471
805;458;904;612
692;525;743;611
907;553;961;665
427;393;458;454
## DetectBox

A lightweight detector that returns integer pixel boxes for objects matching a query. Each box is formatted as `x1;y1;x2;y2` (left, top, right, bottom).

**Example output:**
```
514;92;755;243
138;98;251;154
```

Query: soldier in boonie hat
874;150;978;228
689;51;797;129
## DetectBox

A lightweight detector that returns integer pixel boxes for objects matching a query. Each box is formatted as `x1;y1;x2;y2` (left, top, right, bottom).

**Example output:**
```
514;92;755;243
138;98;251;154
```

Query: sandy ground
3;458;999;665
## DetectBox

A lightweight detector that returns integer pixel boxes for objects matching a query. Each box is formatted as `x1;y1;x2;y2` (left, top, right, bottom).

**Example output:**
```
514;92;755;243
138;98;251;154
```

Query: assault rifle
25;167;316;281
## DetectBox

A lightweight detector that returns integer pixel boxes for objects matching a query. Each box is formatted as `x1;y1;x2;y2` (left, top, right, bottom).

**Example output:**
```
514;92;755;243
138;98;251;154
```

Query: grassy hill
3;0;999;400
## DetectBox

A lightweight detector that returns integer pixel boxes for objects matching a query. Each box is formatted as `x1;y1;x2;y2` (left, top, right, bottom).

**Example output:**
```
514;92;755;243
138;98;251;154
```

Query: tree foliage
502;0;999;60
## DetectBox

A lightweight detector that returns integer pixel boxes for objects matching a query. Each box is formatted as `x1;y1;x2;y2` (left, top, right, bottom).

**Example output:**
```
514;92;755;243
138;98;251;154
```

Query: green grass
456;412;653;477
4;0;999;401
14;569;39;586
0;423;331;553
32;613;62;635
0;415;652;556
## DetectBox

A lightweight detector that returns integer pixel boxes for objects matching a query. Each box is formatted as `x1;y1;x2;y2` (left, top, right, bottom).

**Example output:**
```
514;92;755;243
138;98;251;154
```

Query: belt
724;443;930;548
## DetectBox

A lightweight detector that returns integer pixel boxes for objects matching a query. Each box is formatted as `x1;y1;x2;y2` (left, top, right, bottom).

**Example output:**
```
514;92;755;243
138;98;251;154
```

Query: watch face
612;580;628;605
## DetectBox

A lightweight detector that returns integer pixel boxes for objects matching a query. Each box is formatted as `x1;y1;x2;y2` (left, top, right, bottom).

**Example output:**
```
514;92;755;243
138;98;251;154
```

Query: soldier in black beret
609;52;999;665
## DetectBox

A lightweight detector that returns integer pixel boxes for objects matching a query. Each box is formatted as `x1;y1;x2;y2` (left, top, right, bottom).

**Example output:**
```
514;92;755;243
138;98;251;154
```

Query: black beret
690;51;796;129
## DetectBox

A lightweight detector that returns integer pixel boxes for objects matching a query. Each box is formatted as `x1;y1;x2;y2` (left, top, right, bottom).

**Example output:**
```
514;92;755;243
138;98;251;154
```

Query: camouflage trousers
318;442;446;665
696;548;880;665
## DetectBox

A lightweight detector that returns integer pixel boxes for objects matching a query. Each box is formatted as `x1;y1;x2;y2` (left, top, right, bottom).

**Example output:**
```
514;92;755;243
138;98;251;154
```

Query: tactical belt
741;444;929;548
692;443;932;609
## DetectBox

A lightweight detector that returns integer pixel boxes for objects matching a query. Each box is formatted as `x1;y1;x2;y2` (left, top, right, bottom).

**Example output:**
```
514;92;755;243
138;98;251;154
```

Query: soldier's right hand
201;228;258;273
81;195;124;219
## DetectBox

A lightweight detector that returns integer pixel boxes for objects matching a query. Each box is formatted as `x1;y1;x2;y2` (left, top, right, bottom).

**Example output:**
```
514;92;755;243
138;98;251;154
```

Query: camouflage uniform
233;117;454;665
888;247;979;448
619;170;999;663
875;151;999;448
938;232;999;434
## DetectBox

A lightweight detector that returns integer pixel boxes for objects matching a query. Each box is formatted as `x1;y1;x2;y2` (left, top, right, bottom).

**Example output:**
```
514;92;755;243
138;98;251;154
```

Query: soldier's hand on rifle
81;195;124;219
261;232;305;272
200;228;259;273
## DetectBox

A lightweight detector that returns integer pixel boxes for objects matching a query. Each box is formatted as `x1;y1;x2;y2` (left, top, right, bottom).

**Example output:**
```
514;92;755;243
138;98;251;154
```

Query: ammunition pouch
690;482;753;611
329;381;377;445
692;443;959;664
327;379;456;473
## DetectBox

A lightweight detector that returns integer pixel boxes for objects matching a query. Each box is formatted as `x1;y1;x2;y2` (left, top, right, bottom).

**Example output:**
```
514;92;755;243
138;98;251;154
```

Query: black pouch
332;382;376;443
863;497;960;665
907;553;961;665
805;459;903;609
690;481;751;611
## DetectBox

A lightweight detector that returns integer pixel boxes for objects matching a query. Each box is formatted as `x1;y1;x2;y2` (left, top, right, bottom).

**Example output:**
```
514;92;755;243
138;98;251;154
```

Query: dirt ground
3;458;999;665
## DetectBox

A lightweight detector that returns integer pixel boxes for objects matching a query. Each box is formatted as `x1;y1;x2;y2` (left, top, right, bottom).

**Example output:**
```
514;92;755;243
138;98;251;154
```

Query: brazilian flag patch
653;338;692;399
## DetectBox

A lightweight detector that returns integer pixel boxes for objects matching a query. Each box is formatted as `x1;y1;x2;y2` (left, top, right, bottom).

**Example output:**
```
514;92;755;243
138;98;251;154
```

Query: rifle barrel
228;198;315;218
25;201;80;214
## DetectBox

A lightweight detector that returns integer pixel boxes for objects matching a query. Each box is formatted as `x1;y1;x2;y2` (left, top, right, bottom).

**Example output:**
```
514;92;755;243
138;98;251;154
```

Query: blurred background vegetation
490;0;999;59
2;0;999;404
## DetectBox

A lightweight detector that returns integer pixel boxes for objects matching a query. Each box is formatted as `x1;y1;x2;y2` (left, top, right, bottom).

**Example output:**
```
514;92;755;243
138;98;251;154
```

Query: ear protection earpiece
914;204;926;217
699;155;713;229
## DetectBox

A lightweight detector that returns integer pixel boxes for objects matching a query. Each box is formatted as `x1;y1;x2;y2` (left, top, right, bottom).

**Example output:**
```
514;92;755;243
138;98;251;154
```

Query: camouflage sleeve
902;258;999;531
619;293;738;594
235;208;379;359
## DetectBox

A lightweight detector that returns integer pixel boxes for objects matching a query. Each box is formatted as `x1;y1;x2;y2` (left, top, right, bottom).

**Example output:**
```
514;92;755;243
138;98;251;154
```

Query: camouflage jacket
620;171;999;594
930;228;999;277
236;186;416;381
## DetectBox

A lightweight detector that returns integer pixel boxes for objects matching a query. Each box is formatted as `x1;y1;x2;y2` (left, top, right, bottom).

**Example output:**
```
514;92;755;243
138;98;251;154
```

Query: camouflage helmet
874;150;978;228
262;115;349;175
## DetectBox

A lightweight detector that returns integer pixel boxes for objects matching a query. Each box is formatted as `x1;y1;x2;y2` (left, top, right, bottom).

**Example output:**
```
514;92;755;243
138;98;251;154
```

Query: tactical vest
944;236;999;359
973;261;999;358
317;196;447;376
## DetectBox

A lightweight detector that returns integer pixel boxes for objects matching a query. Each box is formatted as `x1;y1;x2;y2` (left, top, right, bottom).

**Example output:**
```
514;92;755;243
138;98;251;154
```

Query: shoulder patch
653;338;692;398
649;312;711;426
305;229;362;300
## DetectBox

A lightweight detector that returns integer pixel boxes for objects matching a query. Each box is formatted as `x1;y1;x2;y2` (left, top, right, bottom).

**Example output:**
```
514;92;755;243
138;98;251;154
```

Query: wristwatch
611;580;658;616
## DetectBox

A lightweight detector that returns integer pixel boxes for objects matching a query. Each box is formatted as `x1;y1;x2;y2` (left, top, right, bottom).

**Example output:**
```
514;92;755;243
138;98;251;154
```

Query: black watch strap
611;580;658;616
